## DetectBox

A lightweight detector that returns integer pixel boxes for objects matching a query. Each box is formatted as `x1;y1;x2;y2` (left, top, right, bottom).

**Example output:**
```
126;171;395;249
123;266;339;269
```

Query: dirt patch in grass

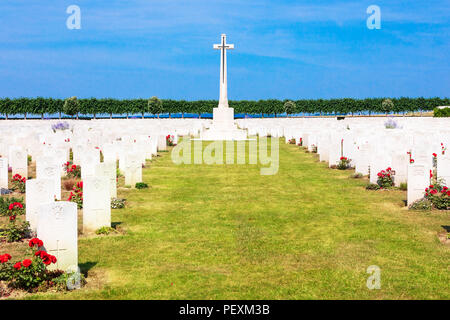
437;232;450;245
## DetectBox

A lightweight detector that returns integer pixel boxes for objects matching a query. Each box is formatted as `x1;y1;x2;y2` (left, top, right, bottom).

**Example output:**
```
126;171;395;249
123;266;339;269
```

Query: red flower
9;215;16;221
0;254;12;263
446;191;450;196
22;259;32;268
29;238;44;248
432;153;437;157
13;262;22;270
430;170;433;178
8;203;13;210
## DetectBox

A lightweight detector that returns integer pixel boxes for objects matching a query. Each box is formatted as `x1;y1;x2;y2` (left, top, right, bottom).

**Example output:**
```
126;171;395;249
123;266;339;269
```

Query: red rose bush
0;238;58;291
64;161;81;179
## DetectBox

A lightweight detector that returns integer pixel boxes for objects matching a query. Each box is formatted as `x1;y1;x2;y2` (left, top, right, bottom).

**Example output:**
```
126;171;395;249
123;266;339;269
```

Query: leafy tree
63;96;80;119
381;98;394;115
147;96;163;118
284;100;296;117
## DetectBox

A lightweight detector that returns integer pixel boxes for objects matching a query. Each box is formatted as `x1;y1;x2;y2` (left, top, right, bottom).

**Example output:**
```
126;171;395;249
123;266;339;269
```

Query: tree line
0;97;448;118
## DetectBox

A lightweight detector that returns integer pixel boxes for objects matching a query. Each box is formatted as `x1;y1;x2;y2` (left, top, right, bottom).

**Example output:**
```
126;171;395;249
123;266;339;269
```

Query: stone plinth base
200;107;247;140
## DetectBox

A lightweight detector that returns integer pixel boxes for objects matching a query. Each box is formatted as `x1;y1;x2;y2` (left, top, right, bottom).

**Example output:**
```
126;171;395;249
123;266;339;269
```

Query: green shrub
366;183;380;190
351;173;363;179
51;270;86;291
399;182;407;191
111;198;126;209
409;198;432;210
433;107;450;117
0;218;30;242
337;157;351;170
135;182;149;189
425;182;450;210
0;197;25;216
95;226;117;235
377;167;394;188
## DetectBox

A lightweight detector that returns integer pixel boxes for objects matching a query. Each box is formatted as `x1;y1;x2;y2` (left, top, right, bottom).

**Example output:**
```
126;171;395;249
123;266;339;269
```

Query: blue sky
0;0;449;100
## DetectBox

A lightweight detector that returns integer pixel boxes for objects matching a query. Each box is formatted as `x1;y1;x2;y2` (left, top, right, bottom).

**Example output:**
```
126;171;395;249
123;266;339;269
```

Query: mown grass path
32;139;449;299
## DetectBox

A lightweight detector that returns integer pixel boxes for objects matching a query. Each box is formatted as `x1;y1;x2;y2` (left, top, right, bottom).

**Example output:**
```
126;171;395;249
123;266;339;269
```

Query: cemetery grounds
0;139;449;299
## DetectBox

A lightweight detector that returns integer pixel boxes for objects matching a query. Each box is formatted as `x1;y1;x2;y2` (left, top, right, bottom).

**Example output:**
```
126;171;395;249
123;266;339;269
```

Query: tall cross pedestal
213;34;234;109
200;34;247;141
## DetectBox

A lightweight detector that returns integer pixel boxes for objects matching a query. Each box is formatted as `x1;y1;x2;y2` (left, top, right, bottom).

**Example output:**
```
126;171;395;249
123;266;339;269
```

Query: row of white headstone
0;120;188;273
238;117;450;206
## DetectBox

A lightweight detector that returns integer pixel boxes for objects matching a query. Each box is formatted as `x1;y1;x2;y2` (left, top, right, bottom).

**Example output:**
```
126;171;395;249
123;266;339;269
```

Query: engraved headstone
94;161;117;198
26;178;55;231
0;158;8;189
407;164;429;206
83;176;111;233
37;201;78;272
124;154;142;186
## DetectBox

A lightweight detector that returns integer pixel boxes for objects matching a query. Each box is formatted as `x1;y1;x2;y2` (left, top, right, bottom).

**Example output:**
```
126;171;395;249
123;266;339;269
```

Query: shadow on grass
111;222;122;229
79;261;97;277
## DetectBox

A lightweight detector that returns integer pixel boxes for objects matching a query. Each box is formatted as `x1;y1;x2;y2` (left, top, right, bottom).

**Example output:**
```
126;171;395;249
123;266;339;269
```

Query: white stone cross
48;240;67;267
213;34;234;108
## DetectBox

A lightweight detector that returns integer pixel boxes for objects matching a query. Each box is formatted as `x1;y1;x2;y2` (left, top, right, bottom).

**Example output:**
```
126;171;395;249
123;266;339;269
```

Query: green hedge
0;97;448;116
433;107;450;117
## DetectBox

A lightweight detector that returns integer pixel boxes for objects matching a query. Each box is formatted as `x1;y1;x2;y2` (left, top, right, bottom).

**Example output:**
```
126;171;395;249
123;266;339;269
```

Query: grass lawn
3;138;449;299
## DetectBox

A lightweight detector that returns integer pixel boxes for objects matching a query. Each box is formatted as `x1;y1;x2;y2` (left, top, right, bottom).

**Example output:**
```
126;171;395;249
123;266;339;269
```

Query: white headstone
437;155;450;186
9;147;27;179
26;178;55;231
36;161;61;200
407;164;429;206
392;154;408;187
0;158;8;189
95;161;117;198
83;176;111;233
37;201;78;272
124;154;142;187
157;135;167;151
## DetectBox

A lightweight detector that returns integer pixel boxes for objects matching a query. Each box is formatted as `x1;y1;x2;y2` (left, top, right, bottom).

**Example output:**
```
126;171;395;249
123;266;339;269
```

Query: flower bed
424;183;450;210
0;238;75;294
68;181;83;209
0;197;25;217
10;174;26;193
166;135;176;146
63;161;81;179
377;167;395;188
336;157;351;170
